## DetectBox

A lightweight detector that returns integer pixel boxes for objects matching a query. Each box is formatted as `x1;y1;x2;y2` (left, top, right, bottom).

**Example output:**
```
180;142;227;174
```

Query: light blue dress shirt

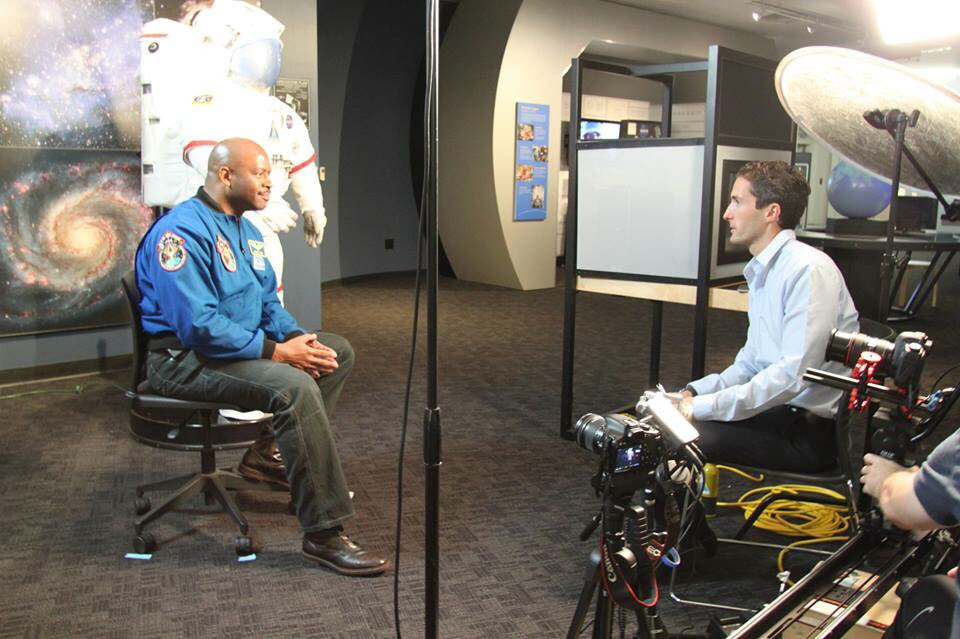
688;229;859;421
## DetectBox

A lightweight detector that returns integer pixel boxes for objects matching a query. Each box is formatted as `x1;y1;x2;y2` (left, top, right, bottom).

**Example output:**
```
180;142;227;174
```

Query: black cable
393;4;434;635
930;363;960;393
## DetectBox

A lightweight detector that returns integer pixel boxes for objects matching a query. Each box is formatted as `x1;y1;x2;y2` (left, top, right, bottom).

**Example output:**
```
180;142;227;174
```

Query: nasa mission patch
157;231;187;272
216;234;237;272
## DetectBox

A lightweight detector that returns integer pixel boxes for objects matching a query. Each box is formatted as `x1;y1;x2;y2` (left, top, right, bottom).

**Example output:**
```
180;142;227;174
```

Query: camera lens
825;329;894;371
574;413;626;454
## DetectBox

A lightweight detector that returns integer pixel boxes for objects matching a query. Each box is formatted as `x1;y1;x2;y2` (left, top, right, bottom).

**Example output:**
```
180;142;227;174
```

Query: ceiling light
751;10;761;22
806;25;815;34
873;0;960;45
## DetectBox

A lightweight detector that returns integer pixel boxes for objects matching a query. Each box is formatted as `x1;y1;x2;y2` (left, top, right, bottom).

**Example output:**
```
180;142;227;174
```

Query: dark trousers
695;405;837;472
884;575;958;639
146;332;356;533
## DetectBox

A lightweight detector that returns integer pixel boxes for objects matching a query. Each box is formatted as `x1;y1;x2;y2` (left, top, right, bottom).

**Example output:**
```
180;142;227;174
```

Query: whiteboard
577;144;704;279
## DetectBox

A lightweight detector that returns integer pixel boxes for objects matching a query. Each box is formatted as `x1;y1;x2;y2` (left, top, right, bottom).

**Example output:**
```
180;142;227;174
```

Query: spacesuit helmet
229;37;283;90
190;0;284;90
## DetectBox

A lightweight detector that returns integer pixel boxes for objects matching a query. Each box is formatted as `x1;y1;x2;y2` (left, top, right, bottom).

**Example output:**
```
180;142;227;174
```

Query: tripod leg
567;548;601;639
593;587;613;639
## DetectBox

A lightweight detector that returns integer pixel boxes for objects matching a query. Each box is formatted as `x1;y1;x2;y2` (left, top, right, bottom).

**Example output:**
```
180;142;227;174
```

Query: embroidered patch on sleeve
216;234;238;272
157;231;187;272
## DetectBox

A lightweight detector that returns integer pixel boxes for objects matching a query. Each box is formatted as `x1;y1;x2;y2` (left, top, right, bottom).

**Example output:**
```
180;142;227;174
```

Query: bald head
203;138;272;215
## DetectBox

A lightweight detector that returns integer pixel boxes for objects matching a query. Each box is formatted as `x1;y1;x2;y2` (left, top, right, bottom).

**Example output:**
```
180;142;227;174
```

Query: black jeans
694;405;837;472
146;332;356;533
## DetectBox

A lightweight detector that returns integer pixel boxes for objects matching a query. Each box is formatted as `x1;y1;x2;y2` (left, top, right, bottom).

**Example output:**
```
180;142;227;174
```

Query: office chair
121;274;281;556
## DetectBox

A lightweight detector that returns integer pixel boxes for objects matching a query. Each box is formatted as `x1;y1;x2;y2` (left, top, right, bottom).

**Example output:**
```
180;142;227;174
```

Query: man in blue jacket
135;138;387;576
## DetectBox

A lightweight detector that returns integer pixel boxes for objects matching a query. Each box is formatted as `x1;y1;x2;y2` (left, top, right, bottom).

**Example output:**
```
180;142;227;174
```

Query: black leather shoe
303;532;390;576
237;432;290;491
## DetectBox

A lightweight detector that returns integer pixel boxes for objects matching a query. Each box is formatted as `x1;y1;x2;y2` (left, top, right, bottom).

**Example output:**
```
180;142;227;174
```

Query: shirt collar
196;186;227;214
744;229;795;283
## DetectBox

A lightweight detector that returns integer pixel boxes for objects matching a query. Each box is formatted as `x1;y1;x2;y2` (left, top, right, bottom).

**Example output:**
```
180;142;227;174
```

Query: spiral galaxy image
0;150;155;335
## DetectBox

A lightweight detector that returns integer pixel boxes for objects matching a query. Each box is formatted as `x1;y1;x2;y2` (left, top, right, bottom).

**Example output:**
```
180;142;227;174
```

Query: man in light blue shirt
681;161;859;472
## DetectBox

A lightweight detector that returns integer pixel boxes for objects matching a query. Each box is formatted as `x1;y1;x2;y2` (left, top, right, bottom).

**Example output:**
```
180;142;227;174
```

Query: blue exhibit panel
514;103;549;222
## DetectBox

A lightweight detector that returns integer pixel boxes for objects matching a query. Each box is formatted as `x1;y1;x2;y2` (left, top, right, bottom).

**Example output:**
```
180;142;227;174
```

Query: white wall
440;0;777;290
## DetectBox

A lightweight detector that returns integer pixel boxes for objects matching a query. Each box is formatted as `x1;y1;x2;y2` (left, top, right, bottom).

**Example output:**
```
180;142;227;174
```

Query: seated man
680;161;859;472
861;437;960;638
134;137;388;577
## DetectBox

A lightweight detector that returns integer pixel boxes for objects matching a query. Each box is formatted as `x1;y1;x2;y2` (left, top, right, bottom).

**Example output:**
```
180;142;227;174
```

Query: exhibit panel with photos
0;0;157;336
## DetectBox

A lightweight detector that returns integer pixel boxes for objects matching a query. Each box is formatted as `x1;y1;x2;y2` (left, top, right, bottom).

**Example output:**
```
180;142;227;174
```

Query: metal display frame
560;46;796;439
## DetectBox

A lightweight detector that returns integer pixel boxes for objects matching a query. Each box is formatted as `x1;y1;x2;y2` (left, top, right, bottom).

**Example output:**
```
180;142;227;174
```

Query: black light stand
423;0;441;637
870;109;915;322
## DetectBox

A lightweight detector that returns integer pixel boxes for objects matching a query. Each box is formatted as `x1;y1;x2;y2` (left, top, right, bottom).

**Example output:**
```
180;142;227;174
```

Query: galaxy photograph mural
0;0;154;336
0;149;154;334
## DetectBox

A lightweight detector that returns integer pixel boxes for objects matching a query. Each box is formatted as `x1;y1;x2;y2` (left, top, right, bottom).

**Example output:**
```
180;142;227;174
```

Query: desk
798;229;960;321
559;275;748;439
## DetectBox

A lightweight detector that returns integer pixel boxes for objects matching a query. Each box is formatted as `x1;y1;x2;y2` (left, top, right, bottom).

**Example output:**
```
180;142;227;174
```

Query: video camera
805;327;951;464
571;392;704;613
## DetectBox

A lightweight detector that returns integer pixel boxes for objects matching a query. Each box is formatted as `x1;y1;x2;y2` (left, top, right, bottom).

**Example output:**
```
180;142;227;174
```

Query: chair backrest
120;273;148;395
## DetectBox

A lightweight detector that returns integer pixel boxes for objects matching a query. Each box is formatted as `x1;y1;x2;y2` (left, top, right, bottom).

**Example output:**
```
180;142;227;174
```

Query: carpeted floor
1;268;958;638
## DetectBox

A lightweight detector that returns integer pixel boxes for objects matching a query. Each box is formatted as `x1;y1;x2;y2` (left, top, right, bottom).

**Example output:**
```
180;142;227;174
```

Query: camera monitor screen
615;445;644;473
580;119;621;141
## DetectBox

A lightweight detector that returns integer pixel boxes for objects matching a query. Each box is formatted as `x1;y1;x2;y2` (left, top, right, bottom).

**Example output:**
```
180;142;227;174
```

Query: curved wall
337;0;423;280
440;0;777;290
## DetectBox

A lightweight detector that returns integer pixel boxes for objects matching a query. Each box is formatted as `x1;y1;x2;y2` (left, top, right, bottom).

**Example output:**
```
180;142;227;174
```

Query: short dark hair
735;161;811;230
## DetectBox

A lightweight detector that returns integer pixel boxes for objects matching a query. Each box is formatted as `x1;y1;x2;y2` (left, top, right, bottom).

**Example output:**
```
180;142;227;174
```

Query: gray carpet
1;268;958;638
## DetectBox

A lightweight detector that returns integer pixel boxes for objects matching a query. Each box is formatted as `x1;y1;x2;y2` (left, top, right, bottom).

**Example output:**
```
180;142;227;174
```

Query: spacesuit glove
302;209;326;247
258;203;299;233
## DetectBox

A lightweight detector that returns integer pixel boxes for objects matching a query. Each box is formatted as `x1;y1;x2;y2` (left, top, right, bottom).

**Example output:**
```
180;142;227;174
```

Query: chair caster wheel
236;535;254;556
134;497;152;516
134;531;157;554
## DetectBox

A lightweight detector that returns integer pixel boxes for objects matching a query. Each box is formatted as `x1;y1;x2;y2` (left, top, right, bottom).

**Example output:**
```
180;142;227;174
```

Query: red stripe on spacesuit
182;140;218;164
289;154;317;175
141;33;169;38
277;283;284;293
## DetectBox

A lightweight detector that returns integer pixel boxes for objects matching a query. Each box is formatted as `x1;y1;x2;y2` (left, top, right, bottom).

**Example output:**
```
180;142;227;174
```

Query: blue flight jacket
135;191;304;360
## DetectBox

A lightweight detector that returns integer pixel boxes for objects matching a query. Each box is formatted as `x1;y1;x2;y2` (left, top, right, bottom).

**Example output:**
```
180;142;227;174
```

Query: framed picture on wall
0;148;155;337
273;78;311;131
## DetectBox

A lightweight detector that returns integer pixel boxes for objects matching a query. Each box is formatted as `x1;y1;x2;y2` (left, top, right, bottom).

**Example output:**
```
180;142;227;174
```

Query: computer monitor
579;119;621;141
895;196;938;232
619;120;661;139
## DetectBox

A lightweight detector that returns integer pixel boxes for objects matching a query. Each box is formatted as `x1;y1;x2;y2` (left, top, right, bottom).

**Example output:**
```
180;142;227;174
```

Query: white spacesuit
140;0;325;303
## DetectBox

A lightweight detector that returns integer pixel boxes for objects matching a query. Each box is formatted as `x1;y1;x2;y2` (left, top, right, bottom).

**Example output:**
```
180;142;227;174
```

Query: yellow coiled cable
713;465;851;583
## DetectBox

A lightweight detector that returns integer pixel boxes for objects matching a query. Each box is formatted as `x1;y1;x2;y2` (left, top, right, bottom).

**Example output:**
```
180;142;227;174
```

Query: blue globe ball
827;161;891;219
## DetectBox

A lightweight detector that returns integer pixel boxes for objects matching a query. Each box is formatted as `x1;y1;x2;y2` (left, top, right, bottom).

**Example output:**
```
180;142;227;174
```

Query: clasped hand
273;333;338;378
